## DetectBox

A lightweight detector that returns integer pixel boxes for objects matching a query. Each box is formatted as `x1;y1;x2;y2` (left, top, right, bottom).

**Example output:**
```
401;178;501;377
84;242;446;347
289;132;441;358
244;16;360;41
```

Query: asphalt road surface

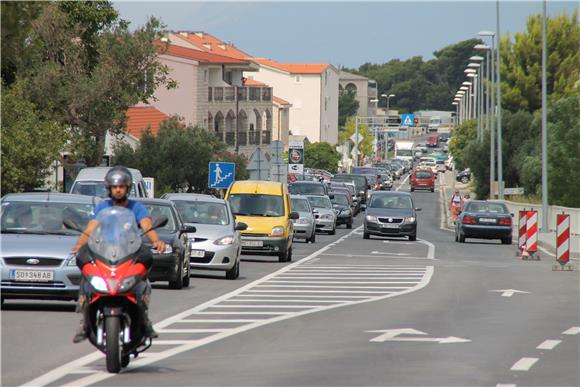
2;175;578;387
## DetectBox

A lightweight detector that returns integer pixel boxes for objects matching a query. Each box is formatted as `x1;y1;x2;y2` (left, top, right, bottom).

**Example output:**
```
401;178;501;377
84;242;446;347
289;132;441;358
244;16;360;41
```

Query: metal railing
207;86;273;103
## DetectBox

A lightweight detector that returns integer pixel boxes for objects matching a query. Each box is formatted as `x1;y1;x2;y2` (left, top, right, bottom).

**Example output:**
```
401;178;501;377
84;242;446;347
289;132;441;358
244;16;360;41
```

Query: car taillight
499;217;512;226
463;216;477;224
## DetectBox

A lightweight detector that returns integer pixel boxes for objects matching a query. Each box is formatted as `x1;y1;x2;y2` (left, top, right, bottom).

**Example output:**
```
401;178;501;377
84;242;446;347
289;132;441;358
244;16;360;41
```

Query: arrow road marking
489;289;531;297
366;328;471;344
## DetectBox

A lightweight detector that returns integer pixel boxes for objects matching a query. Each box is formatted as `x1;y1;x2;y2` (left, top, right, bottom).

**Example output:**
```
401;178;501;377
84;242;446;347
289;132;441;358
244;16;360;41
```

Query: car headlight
366;215;378;223
119;275;138;292
214;235;234;245
271;226;285;237
296;218;310;224
405;216;416;224
66;252;77;266
321;214;334;220
151;245;173;255
89;276;108;292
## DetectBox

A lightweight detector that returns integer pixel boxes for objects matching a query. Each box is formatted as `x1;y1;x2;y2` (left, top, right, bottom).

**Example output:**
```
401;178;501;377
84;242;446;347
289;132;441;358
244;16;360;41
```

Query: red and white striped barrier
526;210;538;253
518;210;527;249
556;214;570;265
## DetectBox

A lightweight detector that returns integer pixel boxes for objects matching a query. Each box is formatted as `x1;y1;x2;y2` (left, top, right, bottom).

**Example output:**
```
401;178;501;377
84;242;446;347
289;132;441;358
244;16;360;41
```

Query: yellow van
225;180;298;262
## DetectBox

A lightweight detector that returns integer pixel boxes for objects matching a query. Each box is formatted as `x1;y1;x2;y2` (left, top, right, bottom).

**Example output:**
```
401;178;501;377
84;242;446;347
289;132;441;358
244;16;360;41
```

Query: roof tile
126;106;169;139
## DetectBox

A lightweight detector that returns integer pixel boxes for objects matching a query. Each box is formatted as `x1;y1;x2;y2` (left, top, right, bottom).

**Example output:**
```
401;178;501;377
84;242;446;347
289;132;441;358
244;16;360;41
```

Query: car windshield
333;175;366;190
172;200;229;225
396;149;413;157
0;201;94;235
415;171;432;179
229;194;285;217
307;196;332;209
289;183;325;195
140;204;177;231
352;167;378;175
89;207;141;262
331;194;349;206
465;202;508;213
71;181;137;198
291;198;311;212
369;195;413;209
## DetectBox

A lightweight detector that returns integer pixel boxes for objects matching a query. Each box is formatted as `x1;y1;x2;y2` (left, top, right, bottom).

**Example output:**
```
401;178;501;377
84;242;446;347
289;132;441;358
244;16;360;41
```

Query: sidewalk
440;170;580;259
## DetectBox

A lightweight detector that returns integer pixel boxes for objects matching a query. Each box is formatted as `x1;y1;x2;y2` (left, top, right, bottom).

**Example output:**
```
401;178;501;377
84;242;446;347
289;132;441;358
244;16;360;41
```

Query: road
2;174;579;387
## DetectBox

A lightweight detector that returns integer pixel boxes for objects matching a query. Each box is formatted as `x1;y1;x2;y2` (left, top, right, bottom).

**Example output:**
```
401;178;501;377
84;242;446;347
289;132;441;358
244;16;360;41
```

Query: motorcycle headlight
271;226;285;237
214;235;234;245
366;215;378;223
89;276;108;292
66;252;77;266
405;216;416;224
119;275;138;292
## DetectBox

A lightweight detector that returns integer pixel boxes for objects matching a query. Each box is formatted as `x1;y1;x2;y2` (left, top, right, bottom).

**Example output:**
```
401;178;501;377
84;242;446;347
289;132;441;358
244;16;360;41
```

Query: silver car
290;195;316;243
163;193;246;280
1;193;98;304
306;195;337;235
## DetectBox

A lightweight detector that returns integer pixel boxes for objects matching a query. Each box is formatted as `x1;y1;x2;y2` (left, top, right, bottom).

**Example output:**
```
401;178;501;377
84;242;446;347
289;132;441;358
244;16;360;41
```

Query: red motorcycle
65;207;168;373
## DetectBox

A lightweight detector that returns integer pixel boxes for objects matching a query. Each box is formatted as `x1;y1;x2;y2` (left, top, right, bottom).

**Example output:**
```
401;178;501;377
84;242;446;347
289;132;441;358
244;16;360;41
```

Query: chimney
203;43;212;50
195;32;204;38
179;32;188;37
218;44;226;50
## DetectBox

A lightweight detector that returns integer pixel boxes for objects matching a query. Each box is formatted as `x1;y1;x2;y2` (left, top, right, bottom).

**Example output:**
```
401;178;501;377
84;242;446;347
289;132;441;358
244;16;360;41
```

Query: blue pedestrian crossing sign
401;114;415;127
208;162;235;189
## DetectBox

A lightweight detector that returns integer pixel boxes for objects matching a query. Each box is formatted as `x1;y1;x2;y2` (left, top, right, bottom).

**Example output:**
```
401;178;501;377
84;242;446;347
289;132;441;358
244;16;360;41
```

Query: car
410;169;436;192
363;191;421;241
330;192;354;229
290;195;316;243
0;193;98;303
70;167;149;198
289;181;330;196
163;193;246;280
456;168;472;184
330;187;357;215
436;160;447;173
135;198;193;289
455;200;513;244
306;195;337;235
329;182;359;213
426;134;440;147
332;174;370;204
226;180;298;262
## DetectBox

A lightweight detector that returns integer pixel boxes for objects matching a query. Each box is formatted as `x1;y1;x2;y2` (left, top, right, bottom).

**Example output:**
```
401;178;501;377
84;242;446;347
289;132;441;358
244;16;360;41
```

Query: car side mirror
312;208;319;214
328;194;335;199
415;208;422;211
234;222;248;231
289;211;299;220
181;224;197;233
360;204;367;211
510;213;514;217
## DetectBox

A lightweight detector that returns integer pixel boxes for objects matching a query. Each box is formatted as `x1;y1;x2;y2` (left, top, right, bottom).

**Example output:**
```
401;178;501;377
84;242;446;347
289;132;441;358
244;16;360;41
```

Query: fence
499;200;580;236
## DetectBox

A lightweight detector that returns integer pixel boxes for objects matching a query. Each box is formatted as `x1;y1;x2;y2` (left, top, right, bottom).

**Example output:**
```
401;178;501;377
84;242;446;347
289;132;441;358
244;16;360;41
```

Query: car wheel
169;257;184;289
461;176;469;184
309;231;316;243
225;260;240;280
459;233;466;243
330;227;336;235
347;221;353;229
182;256;191;288
455;229;459;242
363;231;370;240
409;234;417;241
410;187;415;192
278;245;292;262
430;188;435;192
502;237;512;245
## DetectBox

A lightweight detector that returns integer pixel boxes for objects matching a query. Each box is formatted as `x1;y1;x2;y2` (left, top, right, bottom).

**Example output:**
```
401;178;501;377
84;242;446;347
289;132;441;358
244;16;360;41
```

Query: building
339;70;379;118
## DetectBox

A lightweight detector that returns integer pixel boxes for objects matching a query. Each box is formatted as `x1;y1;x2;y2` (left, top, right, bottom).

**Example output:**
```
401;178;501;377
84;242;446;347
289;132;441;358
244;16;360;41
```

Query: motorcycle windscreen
89;206;142;262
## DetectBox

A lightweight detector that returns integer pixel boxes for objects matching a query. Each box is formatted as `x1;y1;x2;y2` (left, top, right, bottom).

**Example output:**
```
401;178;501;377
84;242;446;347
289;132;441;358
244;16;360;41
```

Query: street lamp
475;42;494;195
479;30;497;198
470;57;485;141
379;93;396;159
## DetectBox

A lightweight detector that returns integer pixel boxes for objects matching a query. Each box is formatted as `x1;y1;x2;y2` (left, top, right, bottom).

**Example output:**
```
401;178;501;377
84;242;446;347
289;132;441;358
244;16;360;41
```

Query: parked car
70;167;149;198
363;192;420;241
410;169;436;192
306;195;337;235
226;181;298;262
456;168;472;184
162;193;246;280
330;192;353;229
455;200;513;244
290;195;316;243
135;198;193;289
0;193;98;303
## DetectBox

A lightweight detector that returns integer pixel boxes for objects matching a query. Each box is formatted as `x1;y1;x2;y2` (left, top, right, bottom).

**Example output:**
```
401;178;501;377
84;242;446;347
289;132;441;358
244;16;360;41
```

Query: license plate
242;240;263;247
382;224;399;229
479;218;497;223
9;270;54;282
190;249;205;257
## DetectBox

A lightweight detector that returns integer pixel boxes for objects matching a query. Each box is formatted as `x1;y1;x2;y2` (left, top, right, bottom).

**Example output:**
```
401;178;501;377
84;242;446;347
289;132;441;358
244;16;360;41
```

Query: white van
70;167;148;198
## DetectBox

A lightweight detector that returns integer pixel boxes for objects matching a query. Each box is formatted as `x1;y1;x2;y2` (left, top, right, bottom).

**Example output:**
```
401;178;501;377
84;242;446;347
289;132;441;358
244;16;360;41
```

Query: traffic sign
247;147;271;180
143;177;155;198
350;133;363;144
401;114;415;127
288;163;304;174
288;140;304;176
504;187;524;195
208;162;235;189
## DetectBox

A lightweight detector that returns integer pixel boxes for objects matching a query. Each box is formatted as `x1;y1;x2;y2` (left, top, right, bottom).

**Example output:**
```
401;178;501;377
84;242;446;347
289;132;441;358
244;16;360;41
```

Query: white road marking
489;289;531;297
157;328;228;333
417;239;436;259
24;225;435;387
223;299;347;303
178;319;261;323
151;340;203;345
234;294;369;299
395;175;410;191
510;357;539;371
496;384;517;387
256;285;411;289
562;326;580;335
366;328;471;344
371;251;410;256
536;339;561;350
265;280;418;284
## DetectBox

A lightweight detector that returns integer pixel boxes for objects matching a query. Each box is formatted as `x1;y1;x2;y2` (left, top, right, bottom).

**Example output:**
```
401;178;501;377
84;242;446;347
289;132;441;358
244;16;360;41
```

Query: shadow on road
1;301;76;312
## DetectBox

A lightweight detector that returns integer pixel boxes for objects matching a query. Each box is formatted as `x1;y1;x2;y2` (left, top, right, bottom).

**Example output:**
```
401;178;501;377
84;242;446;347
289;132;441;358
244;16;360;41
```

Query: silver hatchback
1;193;98;304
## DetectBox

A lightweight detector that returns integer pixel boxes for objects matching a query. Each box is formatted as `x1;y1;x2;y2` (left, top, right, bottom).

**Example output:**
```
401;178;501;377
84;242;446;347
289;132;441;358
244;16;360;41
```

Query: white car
419;161;437;174
163;193;247;280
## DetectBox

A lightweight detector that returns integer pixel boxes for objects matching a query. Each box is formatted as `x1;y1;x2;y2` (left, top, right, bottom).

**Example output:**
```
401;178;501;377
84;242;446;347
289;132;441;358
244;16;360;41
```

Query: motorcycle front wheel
105;316;122;373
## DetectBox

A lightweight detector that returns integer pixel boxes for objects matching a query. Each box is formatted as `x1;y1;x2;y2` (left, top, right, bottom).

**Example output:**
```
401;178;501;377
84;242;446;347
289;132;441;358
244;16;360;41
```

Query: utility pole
541;0;549;231
496;0;504;200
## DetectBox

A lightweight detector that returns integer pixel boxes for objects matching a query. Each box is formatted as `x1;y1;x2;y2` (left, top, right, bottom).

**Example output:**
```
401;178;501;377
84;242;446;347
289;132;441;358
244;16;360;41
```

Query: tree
304;142;341;174
338;91;359;128
1;80;68;194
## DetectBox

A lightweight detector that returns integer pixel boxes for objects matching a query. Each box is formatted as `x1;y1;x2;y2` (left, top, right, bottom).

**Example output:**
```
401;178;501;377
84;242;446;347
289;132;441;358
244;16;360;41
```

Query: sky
114;1;578;68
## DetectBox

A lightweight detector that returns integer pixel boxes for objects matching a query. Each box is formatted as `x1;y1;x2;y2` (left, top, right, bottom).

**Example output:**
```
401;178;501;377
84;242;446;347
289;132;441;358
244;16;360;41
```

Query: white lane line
177;319;261;323
371;251;410;256
234;294;369;299
417;239;436;260
192;311;289;315
562;326;580;335
69;369;98;375
157;328;228;333
510;357;539;371
291;264;424;268
496;384;517;387
208;304;317;309
536;339;562;350
265;280;419;284
151;340;199;345
287;269;427;274
276;276;424;280
396;175;410;191
246;289;393;294
222;299;346;304
256;285;411;289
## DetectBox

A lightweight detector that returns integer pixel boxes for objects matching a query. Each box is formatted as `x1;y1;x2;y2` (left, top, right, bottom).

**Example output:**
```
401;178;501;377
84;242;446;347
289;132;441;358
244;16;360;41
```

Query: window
141;204;177;231
229;194;285;217
295;75;301;83
172;201;230;225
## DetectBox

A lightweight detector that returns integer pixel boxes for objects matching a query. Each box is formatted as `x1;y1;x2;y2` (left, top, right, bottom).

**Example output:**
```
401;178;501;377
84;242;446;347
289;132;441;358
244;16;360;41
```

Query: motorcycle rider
71;166;165;343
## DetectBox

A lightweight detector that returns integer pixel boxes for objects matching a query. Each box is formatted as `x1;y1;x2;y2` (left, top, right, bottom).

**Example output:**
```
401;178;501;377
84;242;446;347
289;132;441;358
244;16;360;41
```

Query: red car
410;169;436;192
426;134;440;147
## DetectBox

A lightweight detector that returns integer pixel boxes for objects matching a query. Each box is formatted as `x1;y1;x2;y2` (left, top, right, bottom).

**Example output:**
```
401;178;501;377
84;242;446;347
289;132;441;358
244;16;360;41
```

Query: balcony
248;130;260;145
261;130;271;145
208;86;273;103
225;132;235;146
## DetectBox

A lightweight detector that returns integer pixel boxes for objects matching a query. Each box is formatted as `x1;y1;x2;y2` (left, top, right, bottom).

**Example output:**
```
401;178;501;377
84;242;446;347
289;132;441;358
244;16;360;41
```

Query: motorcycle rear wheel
105;316;122;373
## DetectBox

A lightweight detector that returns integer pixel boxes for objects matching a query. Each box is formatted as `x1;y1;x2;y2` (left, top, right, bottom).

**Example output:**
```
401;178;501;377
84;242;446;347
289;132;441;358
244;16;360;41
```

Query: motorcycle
64;207;168;373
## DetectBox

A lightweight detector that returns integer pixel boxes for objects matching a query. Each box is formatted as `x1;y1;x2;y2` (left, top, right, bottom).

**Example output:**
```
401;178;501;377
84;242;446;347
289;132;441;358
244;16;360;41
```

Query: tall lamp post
470;56;485;141
541;0;548;231
496;0;504;200
381;93;395;159
370;98;379;159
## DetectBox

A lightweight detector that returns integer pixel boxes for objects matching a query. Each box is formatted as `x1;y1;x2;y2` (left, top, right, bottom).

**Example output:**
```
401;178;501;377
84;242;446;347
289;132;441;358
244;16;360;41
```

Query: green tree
338;91;359;128
1;80;68;194
304;142;341;174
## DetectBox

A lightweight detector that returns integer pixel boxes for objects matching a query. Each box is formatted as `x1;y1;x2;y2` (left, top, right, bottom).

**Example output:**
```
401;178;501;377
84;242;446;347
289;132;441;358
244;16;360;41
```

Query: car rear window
465;202;508;213
289;183;325;195
415;171;432;179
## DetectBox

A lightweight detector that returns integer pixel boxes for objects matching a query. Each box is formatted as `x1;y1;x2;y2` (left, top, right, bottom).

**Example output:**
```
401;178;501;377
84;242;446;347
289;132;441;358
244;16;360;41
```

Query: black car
455;200;513;244
363;192;420;240
135;199;195;289
289;181;329;196
330;192;353;229
456;169;471;184
332;174;369;204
